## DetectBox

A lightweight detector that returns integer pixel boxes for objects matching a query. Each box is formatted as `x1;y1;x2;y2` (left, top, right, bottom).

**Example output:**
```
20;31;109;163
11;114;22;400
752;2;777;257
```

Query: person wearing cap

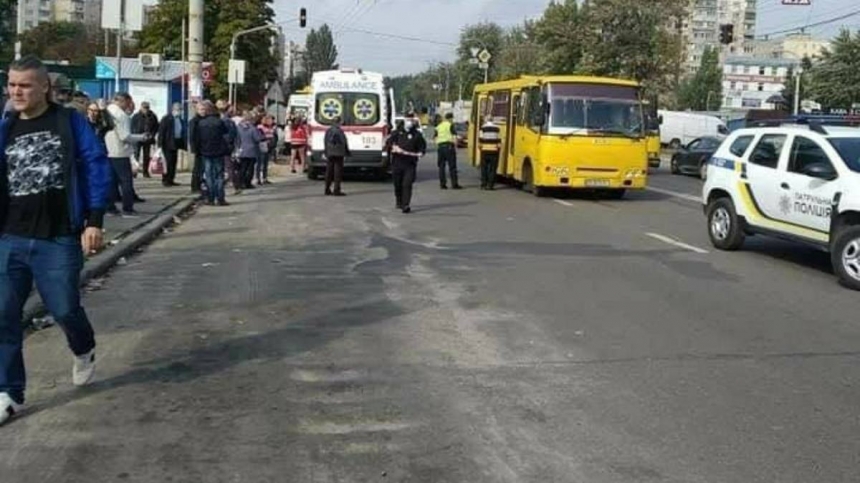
386;115;426;213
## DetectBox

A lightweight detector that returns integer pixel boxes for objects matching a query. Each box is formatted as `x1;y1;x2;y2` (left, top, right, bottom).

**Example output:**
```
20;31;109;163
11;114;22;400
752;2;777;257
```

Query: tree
303;24;338;81
495;22;541;81
18;21;110;65
139;0;277;101
532;0;586;75
677;46;722;111
0;0;15;62
455;23;504;96
804;29;860;111
580;0;687;99
780;56;813;113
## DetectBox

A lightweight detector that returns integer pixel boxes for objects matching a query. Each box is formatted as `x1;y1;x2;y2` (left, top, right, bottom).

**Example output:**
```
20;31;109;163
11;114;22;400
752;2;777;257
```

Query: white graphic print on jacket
5;131;64;197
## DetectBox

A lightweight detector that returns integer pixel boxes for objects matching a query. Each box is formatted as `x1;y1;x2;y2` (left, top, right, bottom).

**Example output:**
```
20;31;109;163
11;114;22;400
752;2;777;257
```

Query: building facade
722;56;799;110
83;0;102;28
754;33;830;61
683;0;757;74
16;0;91;33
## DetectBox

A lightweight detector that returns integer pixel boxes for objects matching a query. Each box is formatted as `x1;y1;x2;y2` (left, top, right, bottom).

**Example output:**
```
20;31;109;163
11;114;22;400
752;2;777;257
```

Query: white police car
702;123;860;290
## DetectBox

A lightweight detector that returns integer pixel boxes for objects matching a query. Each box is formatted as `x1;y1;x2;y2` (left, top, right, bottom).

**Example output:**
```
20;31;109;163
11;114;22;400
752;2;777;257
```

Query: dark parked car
453;122;468;148
670;136;723;180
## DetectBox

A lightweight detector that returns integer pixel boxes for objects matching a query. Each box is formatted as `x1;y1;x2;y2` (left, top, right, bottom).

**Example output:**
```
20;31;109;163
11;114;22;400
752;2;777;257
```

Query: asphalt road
3;151;860;483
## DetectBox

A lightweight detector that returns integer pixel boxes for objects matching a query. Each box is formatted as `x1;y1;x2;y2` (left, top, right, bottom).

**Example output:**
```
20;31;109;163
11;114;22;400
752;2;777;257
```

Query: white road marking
554;199;574;207
647;186;702;203
645;232;709;254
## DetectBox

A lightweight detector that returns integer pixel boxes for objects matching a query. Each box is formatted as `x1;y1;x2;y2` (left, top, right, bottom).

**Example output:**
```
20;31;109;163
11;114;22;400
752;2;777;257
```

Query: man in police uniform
434;112;461;190
387;116;426;213
479;115;501;190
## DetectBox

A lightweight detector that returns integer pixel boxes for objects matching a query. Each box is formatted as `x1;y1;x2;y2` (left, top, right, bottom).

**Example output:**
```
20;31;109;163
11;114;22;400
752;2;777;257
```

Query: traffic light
299;8;307;28
719;24;734;45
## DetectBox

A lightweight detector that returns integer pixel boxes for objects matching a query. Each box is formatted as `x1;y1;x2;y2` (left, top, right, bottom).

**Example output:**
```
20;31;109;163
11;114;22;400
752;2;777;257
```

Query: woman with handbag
236;111;263;193
256;115;276;185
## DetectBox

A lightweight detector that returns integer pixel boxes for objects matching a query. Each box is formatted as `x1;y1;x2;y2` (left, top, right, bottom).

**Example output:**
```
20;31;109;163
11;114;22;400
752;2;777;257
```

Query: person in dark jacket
386;116;426;213
131;102;159;178
0;57;112;424
235;111;263;194
157;102;186;187
191;100;230;206
323;116;350;196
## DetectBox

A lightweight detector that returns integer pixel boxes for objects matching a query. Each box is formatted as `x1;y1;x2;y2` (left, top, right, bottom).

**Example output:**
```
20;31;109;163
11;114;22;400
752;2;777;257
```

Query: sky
273;0;859;77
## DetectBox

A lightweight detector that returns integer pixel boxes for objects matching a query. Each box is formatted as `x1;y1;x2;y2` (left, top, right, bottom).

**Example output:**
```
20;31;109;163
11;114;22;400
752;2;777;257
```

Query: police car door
745;133;789;222
779;134;840;234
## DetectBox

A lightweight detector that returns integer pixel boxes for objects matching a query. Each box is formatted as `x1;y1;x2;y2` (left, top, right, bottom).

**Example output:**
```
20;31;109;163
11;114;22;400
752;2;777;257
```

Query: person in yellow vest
434;112;461;189
479;116;502;190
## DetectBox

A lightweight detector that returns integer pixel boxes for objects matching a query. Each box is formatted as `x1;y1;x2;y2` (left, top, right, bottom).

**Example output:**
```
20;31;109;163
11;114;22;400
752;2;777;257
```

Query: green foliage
303;24;338;83
139;0;277;101
17;21;114;65
0;0;15;62
805;30;860;110
455;22;504;95
677;47;723;111
533;0;586;75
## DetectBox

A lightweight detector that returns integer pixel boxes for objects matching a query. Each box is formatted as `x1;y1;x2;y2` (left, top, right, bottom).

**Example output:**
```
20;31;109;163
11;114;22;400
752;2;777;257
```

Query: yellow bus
468;76;649;198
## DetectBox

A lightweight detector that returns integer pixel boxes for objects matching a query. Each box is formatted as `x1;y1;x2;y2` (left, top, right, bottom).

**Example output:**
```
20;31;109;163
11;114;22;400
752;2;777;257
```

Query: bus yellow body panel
468;75;649;192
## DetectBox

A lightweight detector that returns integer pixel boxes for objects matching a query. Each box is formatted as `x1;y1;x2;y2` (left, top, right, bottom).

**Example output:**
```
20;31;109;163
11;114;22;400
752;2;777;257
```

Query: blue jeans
0;234;95;404
203;156;226;203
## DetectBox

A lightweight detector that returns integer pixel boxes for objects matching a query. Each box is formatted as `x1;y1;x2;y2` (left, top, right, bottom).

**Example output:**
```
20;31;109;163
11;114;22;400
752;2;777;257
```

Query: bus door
470;93;488;167
505;92;520;175
493;90;511;173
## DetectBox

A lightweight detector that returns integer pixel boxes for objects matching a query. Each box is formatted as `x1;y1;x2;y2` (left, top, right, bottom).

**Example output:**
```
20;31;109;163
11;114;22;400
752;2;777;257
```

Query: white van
659;110;729;149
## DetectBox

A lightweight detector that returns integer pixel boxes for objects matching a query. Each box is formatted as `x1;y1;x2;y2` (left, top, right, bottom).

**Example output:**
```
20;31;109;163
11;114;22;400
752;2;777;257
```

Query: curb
21;196;198;332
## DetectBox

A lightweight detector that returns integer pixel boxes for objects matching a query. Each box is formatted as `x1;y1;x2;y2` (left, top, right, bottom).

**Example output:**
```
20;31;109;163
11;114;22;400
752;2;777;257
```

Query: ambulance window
729;135;754;157
749;134;786;169
789;137;834;175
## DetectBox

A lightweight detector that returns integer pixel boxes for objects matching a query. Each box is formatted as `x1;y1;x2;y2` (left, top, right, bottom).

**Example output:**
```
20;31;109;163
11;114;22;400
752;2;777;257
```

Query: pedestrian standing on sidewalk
216;100;239;192
105;92;148;217
236;110;263;194
289;116;308;174
86;101;113;151
0;56;112;424
257;115;276;185
387;116;426;213
435;112;461;190
131;102;158;178
191;100;230;206
157;102;186;187
323;115;350;196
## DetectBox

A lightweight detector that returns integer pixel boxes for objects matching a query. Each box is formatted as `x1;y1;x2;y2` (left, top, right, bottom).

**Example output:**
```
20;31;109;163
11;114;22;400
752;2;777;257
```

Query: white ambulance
307;68;395;179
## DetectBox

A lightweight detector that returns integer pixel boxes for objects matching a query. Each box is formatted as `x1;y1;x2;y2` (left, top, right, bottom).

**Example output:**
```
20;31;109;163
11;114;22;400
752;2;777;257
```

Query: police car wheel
707;197;745;251
831;226;860;291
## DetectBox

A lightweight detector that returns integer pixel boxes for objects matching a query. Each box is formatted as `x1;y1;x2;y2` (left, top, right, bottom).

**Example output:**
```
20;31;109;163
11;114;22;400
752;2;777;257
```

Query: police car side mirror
803;162;837;181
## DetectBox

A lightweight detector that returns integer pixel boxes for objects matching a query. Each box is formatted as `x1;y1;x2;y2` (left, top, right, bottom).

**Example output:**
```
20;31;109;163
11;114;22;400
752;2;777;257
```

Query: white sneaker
73;350;96;387
0;392;22;426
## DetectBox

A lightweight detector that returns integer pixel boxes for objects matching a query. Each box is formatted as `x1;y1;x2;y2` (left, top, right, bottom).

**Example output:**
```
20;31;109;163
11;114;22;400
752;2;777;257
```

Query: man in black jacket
190;100;230;206
131;102;159;177
157;103;186;187
386;116;426;213
323;116;350;196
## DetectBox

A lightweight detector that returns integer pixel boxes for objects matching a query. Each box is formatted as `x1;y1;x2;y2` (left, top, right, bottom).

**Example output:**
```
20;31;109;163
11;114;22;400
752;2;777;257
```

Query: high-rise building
16;0;90;33
83;0;102;28
682;0;757;74
754;33;830;61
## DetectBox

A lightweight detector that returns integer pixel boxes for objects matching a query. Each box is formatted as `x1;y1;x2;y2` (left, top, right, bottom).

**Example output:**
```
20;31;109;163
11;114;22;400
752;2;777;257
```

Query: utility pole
115;0;125;94
188;0;204;101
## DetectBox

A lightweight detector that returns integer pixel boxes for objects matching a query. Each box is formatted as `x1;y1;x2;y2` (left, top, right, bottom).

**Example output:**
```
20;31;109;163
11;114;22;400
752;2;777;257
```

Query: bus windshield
316;92;380;126
547;83;644;138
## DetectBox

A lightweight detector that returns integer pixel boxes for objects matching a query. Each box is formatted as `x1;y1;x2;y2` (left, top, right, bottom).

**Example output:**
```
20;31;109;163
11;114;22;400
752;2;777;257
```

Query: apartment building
683;0;757;74
15;0;94;33
721;56;798;110
754;32;831;60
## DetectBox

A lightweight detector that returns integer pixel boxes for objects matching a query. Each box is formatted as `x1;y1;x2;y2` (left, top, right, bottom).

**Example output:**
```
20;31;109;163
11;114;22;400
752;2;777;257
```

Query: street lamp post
229;23;282;106
794;67;802;116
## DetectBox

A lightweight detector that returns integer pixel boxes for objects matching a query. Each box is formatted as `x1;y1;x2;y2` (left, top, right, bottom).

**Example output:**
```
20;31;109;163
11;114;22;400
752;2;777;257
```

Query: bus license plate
586;179;611;187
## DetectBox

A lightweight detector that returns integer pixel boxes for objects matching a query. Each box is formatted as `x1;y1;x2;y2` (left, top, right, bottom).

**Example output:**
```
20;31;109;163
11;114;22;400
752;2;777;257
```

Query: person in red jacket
289;116;308;174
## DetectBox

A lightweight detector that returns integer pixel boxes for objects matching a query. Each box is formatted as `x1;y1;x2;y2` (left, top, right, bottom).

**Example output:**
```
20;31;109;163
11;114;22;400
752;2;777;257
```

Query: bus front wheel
523;163;544;196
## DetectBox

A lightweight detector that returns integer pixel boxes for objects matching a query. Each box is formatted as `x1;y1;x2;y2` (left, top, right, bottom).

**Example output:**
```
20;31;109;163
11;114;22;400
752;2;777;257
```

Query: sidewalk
23;173;197;328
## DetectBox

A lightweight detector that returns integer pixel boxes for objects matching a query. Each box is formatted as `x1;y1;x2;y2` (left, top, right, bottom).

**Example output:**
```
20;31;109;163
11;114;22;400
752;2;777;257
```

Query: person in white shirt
104;92;148;217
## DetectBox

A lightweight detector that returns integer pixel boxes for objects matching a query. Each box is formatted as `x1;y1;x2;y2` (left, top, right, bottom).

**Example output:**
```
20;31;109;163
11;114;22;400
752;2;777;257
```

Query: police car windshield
829;138;860;172
548;83;643;137
316;93;380;126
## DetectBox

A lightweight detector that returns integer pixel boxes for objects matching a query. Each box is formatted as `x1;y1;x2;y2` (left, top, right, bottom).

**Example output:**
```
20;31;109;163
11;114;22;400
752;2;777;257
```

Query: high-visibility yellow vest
435;121;455;145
